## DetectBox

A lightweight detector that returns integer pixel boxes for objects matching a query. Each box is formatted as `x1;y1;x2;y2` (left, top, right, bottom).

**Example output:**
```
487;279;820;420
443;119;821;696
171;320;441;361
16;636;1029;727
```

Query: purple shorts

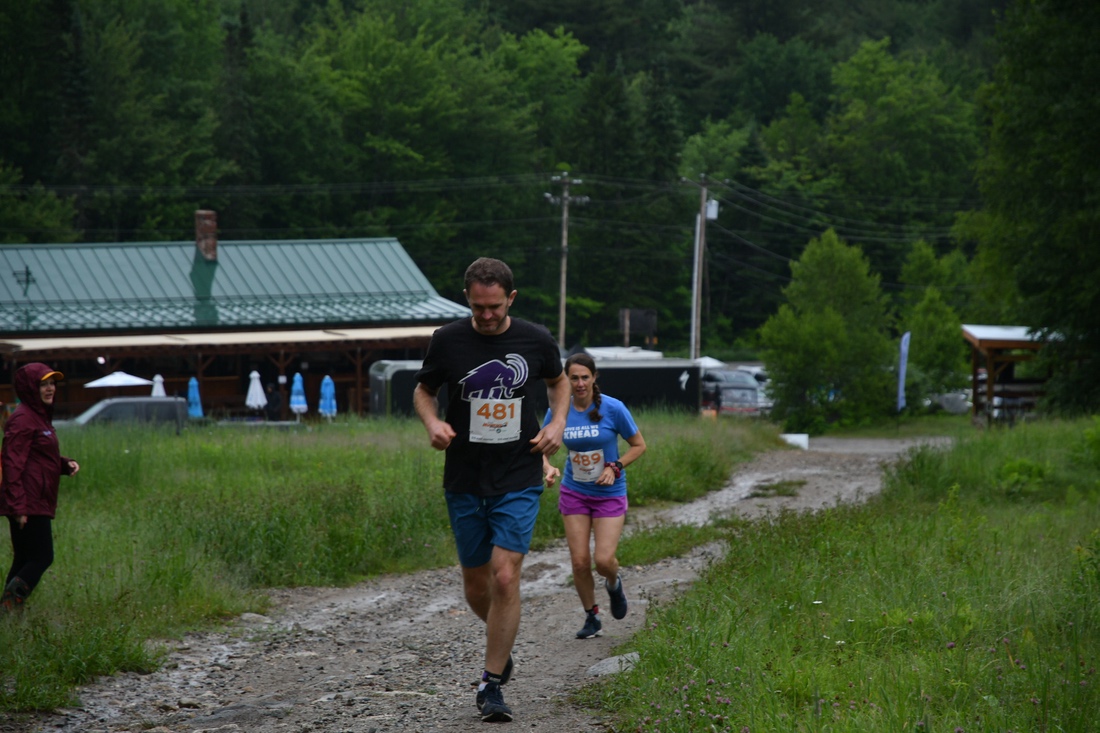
559;486;628;518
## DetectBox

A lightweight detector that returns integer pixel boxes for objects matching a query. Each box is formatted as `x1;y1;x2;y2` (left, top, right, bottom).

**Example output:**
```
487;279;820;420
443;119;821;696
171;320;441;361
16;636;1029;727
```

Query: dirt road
23;437;942;733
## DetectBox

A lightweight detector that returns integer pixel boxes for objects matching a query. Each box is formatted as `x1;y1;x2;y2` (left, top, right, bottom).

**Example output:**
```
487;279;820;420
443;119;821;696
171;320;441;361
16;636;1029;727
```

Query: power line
0;174;551;197
717;179;957;235
710;192;955;244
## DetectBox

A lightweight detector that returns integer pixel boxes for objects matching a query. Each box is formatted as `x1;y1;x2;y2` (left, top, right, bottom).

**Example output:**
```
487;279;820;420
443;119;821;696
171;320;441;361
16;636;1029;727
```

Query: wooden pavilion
962;324;1047;423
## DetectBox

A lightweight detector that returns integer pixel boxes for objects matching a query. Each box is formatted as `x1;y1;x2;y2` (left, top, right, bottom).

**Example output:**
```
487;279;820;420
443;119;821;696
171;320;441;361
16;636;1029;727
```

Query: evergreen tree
760;229;894;431
0;164;78;243
899;287;969;406
213;3;263;236
973;0;1100;412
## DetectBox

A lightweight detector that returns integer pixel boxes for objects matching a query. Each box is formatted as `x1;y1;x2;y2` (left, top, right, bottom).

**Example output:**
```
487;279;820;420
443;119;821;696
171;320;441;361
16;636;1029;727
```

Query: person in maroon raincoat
0;363;80;610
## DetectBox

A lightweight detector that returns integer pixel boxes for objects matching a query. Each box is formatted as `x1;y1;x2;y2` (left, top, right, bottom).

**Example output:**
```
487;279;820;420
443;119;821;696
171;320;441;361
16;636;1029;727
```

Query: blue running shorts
445;485;544;567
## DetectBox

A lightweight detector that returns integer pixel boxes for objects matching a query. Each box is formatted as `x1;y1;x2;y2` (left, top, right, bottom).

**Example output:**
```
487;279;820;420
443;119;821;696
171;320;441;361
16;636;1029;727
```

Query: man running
414;257;569;723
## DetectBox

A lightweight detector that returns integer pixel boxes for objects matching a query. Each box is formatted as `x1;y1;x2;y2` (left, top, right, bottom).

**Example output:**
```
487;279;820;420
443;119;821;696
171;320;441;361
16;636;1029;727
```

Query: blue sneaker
576;609;602;639
607;576;628;620
476;655;513;712
478;682;513;723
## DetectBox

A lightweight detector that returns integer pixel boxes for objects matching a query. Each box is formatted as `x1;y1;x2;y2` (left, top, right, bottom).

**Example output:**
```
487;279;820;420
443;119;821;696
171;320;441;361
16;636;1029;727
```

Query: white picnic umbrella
151;374;167;397
85;371;154;388
245;370;268;411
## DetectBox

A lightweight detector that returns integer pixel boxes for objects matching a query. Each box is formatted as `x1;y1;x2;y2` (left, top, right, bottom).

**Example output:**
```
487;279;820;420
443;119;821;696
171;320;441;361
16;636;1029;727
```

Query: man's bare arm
529;372;569;455
414;383;456;451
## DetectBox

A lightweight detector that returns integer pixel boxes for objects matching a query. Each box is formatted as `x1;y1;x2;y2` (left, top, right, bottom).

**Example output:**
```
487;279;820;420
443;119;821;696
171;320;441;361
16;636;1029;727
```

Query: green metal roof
0;238;469;334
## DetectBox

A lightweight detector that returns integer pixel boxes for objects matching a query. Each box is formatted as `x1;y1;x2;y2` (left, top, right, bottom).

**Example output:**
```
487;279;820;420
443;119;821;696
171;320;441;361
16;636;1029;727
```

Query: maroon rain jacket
0;363;75;518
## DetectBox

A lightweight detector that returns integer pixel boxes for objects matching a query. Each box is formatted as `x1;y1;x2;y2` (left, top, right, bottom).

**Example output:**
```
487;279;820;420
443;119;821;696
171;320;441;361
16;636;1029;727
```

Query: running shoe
476;654;514;711
576;609;602;639
607;575;628;620
478;682;513;723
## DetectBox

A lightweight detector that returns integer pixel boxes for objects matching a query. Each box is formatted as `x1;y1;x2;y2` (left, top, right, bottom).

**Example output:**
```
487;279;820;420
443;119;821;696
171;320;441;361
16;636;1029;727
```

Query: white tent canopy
695;356;726;369
84;371;154;388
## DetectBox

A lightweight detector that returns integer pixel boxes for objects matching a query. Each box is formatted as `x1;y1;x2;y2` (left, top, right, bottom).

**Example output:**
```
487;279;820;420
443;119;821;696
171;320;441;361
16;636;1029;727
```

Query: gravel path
16;437;943;733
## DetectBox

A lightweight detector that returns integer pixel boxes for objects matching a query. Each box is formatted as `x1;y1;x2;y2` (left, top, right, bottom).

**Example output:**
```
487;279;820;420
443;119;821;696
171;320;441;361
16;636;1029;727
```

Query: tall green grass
0;412;771;711
821;413;974;440
595;418;1100;731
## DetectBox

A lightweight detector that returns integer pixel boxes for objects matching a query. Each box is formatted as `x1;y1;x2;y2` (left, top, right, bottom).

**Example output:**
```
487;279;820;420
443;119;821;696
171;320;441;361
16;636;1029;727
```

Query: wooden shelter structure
962;324;1046;422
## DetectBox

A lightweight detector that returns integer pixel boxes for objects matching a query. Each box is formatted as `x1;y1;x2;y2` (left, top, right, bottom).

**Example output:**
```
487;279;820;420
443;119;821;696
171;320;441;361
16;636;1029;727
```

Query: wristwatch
612;460;623;472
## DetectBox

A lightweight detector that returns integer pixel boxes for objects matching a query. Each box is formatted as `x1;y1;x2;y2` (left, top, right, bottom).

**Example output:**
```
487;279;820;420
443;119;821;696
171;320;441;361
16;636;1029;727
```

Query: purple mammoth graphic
460;353;530;401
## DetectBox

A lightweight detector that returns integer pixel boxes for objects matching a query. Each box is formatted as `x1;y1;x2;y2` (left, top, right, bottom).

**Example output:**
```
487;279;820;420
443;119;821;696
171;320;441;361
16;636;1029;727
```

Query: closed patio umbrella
151;374;167;397
289;373;308;419
187;377;204;418
245;370;267;411
318;375;337;419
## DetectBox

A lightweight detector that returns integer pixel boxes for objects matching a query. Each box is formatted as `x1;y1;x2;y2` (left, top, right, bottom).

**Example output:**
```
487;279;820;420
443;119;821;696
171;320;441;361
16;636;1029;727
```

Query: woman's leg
591;514;626;584
6;516;21;587
9;516;54;594
593;514;629;619
562;513;595;609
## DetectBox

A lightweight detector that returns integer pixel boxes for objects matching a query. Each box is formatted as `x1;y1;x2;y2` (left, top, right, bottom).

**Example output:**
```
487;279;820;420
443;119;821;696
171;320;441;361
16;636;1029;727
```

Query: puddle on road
635;467;830;528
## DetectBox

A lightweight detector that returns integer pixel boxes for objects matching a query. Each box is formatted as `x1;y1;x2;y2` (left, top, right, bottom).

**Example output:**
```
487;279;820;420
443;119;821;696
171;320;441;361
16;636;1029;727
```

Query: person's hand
67;460;80;476
595;466;615;486
15;515;27;530
543;463;560;487
529;422;564;455
425;419;457;451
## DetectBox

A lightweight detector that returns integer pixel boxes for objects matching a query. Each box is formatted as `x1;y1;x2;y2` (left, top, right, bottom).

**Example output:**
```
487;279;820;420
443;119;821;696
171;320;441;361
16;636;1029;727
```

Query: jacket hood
14;362;61;418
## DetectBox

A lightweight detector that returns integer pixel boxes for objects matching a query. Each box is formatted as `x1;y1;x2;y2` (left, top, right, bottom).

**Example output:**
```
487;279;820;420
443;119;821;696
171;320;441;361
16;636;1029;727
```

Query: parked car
55;396;188;431
735;365;773;412
701;369;759;414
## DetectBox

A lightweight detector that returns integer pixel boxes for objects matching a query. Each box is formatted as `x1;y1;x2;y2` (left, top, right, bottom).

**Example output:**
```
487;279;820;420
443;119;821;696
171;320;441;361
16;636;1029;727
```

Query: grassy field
817;412;975;440
594;417;1100;732
5;410;1096;731
0;410;776;711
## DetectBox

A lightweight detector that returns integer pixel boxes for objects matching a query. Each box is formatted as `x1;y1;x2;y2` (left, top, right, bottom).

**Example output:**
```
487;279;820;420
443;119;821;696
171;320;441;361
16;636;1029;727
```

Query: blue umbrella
289;372;308;418
187;377;204;418
319;375;337;419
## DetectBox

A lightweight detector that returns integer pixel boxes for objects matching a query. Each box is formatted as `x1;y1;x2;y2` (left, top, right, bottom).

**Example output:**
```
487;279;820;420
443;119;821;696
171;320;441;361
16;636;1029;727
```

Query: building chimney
195;210;218;261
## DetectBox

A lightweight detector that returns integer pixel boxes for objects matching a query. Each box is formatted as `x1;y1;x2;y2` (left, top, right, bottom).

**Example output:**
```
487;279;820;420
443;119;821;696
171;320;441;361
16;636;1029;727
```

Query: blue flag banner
897;331;911;412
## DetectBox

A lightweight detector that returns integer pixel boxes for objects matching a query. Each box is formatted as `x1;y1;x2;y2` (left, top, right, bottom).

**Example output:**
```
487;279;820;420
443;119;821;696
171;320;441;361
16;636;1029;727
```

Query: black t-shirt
416;317;563;496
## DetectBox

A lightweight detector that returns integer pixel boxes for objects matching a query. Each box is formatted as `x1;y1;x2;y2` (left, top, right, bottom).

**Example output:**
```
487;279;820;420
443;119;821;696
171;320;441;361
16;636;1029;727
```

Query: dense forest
2;0;1096;411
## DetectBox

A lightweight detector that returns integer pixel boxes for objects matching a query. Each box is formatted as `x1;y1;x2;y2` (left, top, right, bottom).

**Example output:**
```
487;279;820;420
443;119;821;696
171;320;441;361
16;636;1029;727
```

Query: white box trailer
369;357;703;417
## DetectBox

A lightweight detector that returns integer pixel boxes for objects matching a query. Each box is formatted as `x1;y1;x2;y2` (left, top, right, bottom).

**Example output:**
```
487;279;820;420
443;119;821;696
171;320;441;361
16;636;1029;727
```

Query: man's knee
490;551;524;593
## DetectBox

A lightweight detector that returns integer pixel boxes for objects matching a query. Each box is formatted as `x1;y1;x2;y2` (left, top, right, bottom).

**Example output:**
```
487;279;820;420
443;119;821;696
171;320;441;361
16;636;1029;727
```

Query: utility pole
545;173;588;347
689;175;718;360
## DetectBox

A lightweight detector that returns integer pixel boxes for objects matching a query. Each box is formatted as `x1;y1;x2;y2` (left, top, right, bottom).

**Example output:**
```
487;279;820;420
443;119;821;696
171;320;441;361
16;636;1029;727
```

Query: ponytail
589;383;603;423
